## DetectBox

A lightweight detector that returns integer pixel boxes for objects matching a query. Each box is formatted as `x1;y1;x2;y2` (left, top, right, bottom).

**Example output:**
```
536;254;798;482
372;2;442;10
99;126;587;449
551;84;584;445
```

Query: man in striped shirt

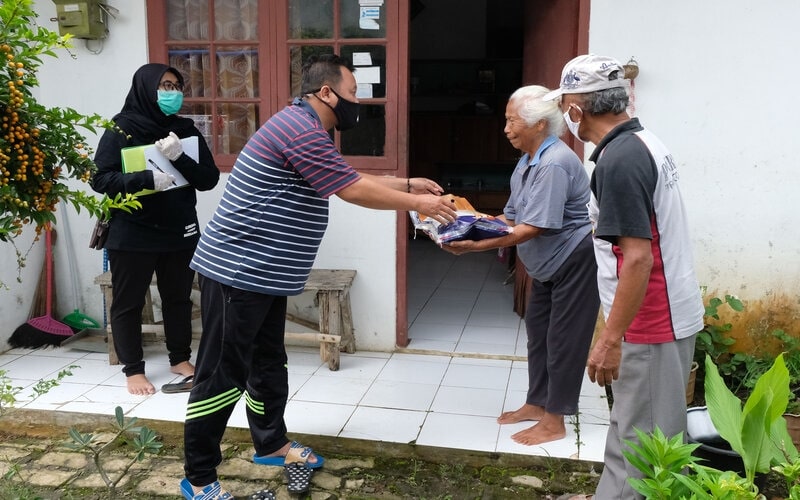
180;54;457;500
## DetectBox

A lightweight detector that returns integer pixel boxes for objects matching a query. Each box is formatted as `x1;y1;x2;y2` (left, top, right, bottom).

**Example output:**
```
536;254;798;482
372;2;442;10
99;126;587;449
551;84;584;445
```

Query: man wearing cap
544;54;704;499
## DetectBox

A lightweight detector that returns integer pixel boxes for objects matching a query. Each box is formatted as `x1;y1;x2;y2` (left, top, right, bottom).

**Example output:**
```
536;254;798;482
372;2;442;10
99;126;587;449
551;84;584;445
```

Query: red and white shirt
588;118;703;344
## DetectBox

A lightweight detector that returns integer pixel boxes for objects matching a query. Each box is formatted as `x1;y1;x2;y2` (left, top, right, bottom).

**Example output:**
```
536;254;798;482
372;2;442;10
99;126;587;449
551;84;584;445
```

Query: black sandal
248;489;276;499
285;462;314;494
161;375;194;394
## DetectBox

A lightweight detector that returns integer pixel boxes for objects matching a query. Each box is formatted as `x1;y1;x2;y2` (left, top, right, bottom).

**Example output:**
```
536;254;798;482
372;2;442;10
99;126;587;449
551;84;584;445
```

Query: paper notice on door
354;66;381;84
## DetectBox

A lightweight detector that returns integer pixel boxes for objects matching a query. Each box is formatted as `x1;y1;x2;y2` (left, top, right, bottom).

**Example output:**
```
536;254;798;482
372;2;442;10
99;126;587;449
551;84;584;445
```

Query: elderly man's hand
587;334;622;387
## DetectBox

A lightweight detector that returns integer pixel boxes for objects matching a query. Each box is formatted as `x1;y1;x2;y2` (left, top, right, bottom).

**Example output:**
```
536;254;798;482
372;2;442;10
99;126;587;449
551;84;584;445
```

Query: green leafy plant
65;405;162;497
773;457;800;500
623;354;799;498
0;0;140;283
694;294;743;368
704;353;799;484
623;427;759;499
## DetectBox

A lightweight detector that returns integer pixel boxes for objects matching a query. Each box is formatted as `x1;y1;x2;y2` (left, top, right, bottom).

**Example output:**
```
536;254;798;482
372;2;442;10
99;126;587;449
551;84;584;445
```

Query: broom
8;224;74;348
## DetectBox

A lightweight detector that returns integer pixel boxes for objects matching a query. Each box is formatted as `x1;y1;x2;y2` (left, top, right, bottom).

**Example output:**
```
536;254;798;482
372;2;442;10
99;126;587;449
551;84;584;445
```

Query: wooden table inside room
94;268;357;371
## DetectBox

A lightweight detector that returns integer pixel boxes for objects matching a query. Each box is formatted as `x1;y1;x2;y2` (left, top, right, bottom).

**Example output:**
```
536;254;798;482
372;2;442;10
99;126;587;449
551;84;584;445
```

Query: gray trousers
525;233;599;415
595;335;696;499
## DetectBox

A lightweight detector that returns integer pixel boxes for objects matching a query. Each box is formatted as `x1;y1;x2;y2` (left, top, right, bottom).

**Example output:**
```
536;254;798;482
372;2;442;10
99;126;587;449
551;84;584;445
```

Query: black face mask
317;87;360;131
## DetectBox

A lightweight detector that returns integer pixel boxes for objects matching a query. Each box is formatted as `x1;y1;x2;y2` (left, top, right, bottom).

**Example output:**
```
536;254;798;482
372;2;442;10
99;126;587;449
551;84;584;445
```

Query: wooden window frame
145;1;406;176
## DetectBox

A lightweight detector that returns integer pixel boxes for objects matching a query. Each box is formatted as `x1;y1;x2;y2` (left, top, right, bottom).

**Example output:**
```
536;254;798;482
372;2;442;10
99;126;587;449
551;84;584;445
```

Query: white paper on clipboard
142;136;198;190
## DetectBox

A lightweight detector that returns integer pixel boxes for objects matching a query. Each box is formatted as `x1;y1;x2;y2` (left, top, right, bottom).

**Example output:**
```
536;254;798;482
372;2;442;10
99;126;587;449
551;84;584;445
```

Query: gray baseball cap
543;54;627;101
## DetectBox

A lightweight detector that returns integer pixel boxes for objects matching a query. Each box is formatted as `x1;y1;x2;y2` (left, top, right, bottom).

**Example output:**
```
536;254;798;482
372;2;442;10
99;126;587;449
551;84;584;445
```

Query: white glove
155;131;183;161
153;170;176;191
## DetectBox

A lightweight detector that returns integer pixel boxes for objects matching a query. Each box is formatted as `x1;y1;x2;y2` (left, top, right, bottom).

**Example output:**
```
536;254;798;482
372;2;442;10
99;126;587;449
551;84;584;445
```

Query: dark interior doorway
405;0;525;354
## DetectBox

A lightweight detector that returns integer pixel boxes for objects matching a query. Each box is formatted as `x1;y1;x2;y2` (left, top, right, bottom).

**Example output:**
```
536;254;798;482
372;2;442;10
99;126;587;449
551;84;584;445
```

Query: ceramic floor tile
21;382;94;410
57;358;123;385
433;286;482;302
284;401;355;437
0;353;23;367
454;341;517;357
340;406;426;443
376;356;449;385
1;354;78;380
574;422;608;463
507;367;528;392
360;379;438;411
312;355;387;380
288;372;311;398
472;290;515;312
441;363;510;390
431;386;505;417
57;400;138;416
415;302;473;326
405;339;457;352
459;325;519;346
449;356;513;368
80;384;159;406
286;349;326;375
291;374;372;405
495;421;580;459
466;311;522;330
502;389;528;413
408;322;464;342
131;391;190;421
416;413;499;452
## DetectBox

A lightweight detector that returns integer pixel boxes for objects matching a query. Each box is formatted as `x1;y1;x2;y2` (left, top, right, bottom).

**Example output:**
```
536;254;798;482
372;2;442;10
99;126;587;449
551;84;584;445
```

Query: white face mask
564;105;588;143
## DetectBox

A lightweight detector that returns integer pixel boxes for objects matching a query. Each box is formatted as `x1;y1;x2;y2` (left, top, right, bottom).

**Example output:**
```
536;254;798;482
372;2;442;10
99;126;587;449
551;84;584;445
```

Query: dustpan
59;201;101;330
63;309;101;330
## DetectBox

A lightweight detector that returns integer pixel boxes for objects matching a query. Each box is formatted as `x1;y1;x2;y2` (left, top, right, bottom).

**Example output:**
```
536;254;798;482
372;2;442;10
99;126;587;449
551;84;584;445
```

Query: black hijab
113;63;196;143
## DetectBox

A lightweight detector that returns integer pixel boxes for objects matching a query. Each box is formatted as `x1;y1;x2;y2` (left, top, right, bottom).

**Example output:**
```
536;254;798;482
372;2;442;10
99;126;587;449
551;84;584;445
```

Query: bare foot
511;413;566;445
171;361;195;378
497;403;545;424
263;442;322;466
126;374;155;395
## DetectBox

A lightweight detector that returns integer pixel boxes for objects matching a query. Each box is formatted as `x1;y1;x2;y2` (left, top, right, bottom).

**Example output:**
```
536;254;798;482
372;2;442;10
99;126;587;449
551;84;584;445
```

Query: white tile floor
0;239;610;464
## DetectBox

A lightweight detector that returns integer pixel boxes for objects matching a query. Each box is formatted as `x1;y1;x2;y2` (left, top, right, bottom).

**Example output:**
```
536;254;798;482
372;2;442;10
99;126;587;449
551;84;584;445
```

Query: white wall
589;0;800;298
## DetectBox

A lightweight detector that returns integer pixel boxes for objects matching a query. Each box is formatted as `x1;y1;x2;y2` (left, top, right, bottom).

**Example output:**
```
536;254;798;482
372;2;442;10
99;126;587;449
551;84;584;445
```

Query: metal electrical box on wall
52;0;108;40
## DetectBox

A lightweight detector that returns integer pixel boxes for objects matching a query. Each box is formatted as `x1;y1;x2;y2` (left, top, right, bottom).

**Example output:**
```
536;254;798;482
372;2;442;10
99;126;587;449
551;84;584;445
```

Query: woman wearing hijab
92;63;220;395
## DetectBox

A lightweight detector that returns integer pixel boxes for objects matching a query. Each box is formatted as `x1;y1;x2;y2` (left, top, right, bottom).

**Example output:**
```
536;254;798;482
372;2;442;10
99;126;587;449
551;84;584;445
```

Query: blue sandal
252;441;325;469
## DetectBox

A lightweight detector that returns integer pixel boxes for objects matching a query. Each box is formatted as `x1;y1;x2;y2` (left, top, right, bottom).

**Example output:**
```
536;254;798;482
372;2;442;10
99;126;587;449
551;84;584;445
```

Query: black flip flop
248;489;276;499
161;375;194;394
285;462;314;494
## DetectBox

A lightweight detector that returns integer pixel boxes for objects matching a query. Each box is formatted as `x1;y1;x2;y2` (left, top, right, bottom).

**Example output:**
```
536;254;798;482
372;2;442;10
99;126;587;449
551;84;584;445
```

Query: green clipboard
121;136;199;196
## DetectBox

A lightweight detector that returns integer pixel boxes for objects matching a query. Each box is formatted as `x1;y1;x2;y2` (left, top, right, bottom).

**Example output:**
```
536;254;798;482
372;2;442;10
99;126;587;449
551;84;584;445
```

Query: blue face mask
157;90;184;115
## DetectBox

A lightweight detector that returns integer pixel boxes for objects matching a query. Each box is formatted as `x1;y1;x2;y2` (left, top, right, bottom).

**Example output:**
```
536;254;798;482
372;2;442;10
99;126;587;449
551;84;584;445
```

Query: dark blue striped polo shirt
191;99;360;295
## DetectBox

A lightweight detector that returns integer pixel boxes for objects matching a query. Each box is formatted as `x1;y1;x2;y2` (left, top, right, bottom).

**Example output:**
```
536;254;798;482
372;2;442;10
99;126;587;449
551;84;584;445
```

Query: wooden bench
94;268;356;371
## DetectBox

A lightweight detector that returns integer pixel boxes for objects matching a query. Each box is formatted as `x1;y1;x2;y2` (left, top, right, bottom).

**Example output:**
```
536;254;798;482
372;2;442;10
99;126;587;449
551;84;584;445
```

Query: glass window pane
340;45;385;98
169;47;212;98
340;0;385;39
214;0;258;40
289;0;333;39
167;0;210;40
341;104;384;156
289;45;334;97
182;104;214;151
217;46;259;98
218;103;258;155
